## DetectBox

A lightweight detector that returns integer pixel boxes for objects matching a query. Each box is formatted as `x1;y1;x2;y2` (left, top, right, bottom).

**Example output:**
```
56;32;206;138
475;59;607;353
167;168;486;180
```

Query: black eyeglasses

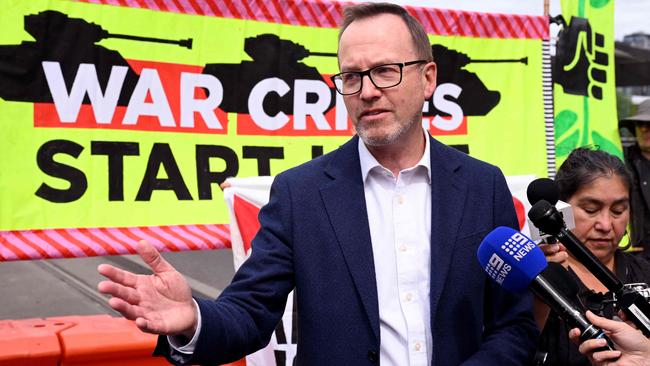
330;60;428;95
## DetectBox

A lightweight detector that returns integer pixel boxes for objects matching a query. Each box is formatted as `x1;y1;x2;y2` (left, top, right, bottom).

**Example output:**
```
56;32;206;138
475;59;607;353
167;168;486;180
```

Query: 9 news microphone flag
223;176;297;366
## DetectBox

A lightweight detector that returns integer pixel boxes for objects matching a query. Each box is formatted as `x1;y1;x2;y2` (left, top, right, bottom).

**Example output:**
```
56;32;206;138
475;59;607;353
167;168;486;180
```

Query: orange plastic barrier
0;315;248;365
0;318;73;366
48;315;166;366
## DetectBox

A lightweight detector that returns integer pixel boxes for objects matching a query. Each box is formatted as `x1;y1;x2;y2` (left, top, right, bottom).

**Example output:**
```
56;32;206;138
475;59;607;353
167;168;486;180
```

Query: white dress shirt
358;132;432;366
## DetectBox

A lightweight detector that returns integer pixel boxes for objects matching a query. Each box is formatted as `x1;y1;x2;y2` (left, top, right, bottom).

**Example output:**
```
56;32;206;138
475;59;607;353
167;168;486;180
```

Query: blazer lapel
319;136;380;342
428;137;467;322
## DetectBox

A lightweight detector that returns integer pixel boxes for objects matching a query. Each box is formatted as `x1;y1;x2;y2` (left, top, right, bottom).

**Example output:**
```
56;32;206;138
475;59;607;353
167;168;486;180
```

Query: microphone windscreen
527;178;559;206
477;226;548;292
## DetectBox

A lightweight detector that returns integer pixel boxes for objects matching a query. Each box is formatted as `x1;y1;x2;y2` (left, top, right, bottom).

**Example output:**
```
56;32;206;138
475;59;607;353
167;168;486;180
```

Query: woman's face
568;174;630;263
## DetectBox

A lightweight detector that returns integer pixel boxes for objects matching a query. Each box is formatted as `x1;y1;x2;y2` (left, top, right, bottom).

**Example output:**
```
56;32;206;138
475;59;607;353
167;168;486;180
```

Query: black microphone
528;200;650;336
527;177;559;206
526;178;575;241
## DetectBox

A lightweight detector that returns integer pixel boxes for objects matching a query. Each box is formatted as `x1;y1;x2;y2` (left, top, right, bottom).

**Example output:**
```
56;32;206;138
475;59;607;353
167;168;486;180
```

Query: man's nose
359;75;381;99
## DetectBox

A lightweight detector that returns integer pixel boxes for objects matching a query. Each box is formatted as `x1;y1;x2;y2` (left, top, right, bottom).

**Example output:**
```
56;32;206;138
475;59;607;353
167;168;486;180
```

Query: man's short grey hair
339;2;433;62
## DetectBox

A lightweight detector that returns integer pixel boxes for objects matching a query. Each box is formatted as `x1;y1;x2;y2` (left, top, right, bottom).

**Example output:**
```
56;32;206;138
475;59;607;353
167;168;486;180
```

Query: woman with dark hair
534;147;650;366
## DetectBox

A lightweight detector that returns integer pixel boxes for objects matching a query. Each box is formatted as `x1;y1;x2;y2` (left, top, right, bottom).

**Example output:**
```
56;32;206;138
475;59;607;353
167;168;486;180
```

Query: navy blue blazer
156;135;538;365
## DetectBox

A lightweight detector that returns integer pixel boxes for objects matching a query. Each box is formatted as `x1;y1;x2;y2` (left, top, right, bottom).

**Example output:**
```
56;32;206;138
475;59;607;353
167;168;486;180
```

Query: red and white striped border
75;0;548;39
0;224;231;261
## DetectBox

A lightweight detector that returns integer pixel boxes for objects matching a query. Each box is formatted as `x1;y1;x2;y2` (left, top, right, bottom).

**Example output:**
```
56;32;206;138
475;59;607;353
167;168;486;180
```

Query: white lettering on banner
431;83;464;131
248;77;290;130
180;72;224;129
123;68;175;127
293;79;332;130
42;61;127;123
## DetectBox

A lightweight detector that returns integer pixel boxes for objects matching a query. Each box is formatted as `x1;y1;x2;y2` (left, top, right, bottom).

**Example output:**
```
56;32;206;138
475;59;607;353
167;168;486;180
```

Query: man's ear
423;61;437;99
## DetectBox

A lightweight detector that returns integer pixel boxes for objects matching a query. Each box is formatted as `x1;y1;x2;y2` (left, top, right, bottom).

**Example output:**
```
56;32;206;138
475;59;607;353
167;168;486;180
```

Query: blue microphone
478;226;614;348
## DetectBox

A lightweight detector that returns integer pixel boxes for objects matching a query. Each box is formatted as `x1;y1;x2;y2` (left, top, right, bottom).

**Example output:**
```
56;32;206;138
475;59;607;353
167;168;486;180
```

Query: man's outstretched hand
97;240;198;339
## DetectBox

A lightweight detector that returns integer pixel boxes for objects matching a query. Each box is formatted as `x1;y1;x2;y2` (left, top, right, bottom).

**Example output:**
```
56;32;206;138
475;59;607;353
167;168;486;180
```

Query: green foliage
590;0;610;9
555;109;578;139
557;129;580;157
591;130;623;158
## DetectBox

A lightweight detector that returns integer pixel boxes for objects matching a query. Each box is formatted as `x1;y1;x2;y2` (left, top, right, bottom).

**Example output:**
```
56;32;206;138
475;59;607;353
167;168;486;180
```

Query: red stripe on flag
0;235;31;260
256;1;276;23
98;228;137;253
160;225;201;250
17;231;76;258
223;0;241;18
75;228;120;255
303;1;323;28
196;225;231;248
10;232;49;259
138;226;182;251
315;0;336;27
117;227;146;245
287;1;308;26
269;0;290;24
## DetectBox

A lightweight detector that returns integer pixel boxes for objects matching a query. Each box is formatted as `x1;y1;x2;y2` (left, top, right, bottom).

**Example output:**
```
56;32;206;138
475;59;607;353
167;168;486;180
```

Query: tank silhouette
427;44;528;117
202;34;337;116
0;10;191;105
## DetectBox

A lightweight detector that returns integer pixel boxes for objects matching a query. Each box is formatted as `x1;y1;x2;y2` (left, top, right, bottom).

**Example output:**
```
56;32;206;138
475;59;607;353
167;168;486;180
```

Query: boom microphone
477;226;615;347
528;200;650;336
526;178;575;241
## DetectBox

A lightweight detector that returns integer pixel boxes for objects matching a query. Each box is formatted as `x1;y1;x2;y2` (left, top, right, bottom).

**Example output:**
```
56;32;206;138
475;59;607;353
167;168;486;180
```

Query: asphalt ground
0;249;236;320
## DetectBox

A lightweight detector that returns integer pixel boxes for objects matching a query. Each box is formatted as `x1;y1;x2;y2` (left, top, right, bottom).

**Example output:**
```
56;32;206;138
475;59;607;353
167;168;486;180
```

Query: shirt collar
358;128;432;183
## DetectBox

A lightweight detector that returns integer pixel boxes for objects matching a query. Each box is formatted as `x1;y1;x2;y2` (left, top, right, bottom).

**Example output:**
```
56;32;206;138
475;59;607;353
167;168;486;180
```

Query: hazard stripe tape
0;224;231;261
75;0;548;39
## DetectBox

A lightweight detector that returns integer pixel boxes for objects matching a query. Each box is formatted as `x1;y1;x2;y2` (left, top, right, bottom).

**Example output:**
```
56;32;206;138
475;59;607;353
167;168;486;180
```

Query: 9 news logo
485;253;512;285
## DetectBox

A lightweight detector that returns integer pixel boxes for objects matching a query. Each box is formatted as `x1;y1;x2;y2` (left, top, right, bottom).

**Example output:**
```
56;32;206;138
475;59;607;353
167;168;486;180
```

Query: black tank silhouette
202;34;337;116
427;44;527;117
0;10;191;105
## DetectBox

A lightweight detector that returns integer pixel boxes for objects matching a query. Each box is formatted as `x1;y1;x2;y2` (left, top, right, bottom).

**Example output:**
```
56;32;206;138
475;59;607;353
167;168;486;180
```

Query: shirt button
397;195;404;204
399;244;408;252
367;350;379;363
404;293;413;302
415;342;422;351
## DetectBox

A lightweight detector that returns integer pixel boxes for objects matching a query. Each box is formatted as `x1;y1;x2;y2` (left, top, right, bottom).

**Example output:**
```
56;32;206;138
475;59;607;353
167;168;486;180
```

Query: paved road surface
0;249;235;320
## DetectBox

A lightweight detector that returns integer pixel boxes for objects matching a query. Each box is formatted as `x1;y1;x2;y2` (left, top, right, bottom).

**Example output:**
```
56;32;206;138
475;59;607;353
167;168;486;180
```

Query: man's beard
356;117;416;147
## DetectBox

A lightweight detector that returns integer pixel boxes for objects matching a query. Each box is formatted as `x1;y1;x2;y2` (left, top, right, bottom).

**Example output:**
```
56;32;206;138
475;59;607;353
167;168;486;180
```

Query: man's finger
107;297;141;320
590;350;622;363
97;264;138;287
97;281;141;305
136;240;175;274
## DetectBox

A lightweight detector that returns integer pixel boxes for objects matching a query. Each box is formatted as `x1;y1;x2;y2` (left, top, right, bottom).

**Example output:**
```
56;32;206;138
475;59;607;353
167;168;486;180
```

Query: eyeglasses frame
330;59;428;95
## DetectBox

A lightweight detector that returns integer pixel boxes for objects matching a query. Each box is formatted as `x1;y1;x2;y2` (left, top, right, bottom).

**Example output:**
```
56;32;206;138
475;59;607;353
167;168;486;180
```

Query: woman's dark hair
555;147;633;201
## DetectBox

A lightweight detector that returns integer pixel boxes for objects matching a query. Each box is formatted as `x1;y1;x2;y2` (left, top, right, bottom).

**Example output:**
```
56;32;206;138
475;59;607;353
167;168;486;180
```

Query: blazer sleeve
461;168;538;365
153;173;296;365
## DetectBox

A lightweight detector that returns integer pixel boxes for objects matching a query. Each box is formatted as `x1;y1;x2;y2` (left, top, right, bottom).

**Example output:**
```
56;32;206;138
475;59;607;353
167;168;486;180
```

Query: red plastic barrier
47;315;165;366
0;315;248;365
0;318;73;366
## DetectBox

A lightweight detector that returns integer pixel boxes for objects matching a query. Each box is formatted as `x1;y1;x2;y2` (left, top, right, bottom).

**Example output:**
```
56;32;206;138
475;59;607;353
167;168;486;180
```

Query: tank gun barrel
469;57;528;65
307;51;338;57
101;31;193;49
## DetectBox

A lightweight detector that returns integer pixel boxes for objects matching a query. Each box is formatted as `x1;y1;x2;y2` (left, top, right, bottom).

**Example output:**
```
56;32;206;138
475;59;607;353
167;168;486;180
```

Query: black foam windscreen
527;178;559;206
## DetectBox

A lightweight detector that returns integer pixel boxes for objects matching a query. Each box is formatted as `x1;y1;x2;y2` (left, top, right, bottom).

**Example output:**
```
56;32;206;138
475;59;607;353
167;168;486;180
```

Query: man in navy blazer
98;3;537;365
